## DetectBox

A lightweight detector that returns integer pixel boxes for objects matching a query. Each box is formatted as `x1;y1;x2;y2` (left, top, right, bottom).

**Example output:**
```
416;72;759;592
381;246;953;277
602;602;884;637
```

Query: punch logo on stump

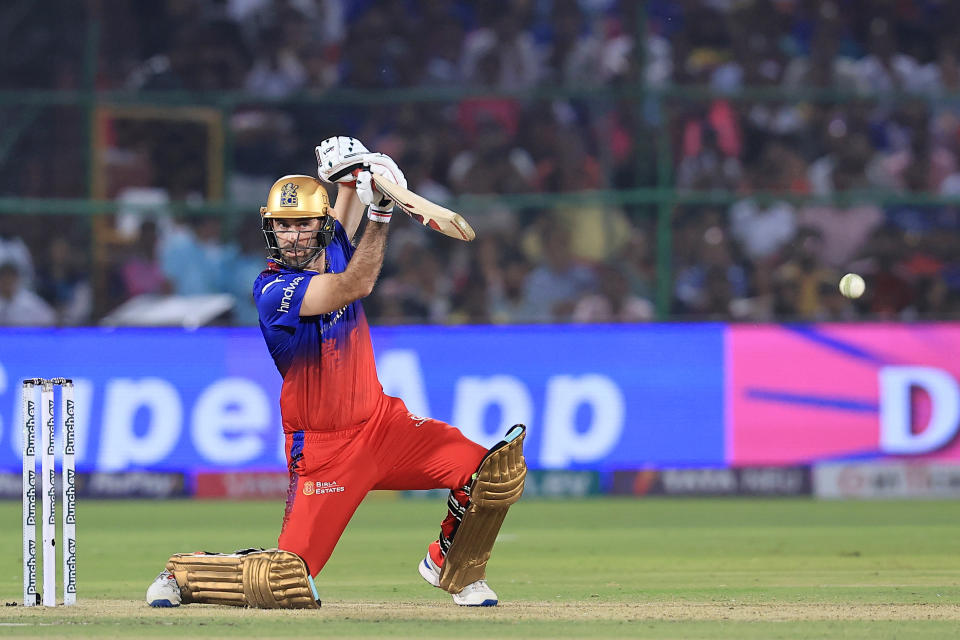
64;398;75;456
46;398;55;456
65;537;77;595
25;471;36;525
24;400;35;456
64;469;76;525
280;182;299;207
24;540;36;594
46;479;57;525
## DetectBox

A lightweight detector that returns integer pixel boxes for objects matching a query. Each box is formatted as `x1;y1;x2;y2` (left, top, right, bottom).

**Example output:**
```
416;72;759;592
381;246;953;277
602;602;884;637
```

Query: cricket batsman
146;138;526;608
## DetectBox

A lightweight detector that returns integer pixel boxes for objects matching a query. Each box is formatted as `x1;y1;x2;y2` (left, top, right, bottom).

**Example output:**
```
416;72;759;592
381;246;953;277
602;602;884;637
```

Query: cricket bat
372;175;476;242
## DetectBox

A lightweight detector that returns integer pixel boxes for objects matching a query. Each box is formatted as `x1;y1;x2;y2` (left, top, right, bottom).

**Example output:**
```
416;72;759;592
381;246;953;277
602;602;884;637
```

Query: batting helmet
260;175;336;269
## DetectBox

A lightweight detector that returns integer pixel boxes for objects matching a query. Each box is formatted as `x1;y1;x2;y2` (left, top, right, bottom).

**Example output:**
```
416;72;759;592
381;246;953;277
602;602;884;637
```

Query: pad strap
439;425;526;593
166;548;320;609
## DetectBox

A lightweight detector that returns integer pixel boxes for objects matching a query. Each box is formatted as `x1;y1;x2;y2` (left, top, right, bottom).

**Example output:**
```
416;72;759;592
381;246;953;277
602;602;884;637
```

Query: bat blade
372;175;476;241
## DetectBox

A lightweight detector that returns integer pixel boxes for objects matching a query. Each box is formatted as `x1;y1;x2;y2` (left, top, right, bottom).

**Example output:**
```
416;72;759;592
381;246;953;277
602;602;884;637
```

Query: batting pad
439;424;526;593
166;548;320;609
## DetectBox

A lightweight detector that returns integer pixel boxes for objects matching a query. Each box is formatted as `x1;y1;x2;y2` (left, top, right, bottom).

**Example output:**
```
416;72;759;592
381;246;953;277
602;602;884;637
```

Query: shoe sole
453;597;498;607
148;599;179;608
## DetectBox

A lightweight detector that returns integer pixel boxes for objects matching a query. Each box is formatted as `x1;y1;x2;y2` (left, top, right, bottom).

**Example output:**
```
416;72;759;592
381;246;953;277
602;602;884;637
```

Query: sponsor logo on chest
277;276;305;313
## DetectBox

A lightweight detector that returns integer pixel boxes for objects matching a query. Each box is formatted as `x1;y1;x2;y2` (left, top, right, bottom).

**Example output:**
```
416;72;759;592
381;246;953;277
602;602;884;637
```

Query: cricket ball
839;273;865;299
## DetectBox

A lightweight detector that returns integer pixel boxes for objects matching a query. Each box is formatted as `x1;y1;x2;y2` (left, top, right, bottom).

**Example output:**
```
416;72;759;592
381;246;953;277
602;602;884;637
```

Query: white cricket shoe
146;569;182;607
450;579;498;607
418;549;498;607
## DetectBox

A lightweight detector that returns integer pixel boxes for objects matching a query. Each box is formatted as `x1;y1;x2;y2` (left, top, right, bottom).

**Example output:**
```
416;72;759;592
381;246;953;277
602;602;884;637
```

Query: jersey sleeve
335;220;356;260
254;271;315;330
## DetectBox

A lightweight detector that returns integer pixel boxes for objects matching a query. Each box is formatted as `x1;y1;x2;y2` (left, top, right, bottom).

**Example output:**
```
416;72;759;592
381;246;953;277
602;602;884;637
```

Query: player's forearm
298;222;388;316
343;220;388;298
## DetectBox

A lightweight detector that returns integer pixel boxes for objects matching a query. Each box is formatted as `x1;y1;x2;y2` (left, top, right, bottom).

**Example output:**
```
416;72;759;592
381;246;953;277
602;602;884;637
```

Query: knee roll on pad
439;424;526;593
166;548;321;609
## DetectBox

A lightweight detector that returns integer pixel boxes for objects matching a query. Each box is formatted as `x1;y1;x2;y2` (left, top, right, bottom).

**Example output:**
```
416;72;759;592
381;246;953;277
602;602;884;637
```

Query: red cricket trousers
278;394;486;576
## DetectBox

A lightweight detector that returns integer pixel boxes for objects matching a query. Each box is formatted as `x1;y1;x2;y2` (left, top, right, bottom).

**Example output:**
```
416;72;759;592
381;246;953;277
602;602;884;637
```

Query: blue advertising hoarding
0;325;725;472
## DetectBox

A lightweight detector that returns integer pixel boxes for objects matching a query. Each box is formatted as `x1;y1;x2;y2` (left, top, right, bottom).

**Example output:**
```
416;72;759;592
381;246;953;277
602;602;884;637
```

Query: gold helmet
260;175;336;269
261;175;330;219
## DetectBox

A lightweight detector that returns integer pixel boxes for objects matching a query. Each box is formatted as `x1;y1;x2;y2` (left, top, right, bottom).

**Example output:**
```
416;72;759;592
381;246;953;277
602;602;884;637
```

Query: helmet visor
262;216;335;269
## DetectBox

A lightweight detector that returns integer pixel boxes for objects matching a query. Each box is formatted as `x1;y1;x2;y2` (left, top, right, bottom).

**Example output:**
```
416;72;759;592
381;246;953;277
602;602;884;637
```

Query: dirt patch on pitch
333;601;960;622
3;599;960;623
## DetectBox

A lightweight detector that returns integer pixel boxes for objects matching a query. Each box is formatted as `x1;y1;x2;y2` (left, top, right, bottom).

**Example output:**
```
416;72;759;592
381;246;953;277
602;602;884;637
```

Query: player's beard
279;231;324;270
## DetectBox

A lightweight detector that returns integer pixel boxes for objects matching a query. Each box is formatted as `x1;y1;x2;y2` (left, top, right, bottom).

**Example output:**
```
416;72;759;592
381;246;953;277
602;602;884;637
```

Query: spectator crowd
3;0;960;326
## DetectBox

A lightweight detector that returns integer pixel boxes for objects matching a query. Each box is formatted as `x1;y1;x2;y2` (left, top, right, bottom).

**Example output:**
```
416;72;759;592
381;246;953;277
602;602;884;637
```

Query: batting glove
316;136;369;184
361;152;407;190
356;170;394;223
359;153;407;223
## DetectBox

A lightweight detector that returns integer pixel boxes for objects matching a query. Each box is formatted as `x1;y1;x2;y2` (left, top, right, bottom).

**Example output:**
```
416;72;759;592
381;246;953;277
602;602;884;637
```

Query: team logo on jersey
280;182;299;207
302;481;315;495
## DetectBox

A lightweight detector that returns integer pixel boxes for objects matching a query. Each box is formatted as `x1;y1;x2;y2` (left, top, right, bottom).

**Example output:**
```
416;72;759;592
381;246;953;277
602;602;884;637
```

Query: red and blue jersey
253;220;383;434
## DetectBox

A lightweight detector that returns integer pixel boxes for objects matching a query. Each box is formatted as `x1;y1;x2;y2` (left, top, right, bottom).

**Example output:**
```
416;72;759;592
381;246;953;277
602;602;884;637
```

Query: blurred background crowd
3;0;960;326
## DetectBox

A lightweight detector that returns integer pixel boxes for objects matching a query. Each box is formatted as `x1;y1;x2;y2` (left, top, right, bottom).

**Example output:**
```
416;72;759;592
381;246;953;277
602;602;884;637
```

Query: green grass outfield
1;497;959;639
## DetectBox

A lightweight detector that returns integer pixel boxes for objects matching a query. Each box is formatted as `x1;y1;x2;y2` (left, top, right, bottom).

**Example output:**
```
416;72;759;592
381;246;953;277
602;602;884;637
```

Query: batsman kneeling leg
439;424;526;594
164;548;321;609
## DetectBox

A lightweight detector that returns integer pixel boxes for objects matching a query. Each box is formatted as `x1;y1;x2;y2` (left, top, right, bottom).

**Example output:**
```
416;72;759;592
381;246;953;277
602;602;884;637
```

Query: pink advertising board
728;324;960;465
